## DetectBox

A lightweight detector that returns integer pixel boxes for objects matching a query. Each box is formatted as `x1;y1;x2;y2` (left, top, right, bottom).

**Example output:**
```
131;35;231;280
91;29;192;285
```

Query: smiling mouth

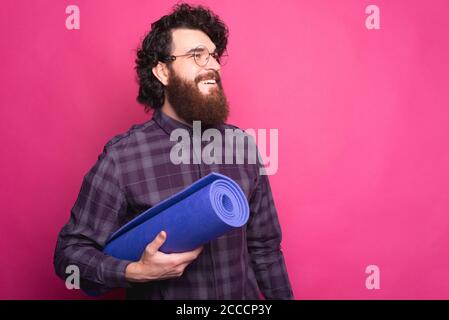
199;79;217;85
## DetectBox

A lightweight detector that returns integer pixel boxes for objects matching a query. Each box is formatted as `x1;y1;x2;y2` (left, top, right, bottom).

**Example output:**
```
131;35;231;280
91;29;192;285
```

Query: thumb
146;230;167;255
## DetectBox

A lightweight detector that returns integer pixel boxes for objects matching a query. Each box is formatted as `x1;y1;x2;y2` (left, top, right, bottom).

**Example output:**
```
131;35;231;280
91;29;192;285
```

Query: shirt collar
152;108;228;136
152;108;193;136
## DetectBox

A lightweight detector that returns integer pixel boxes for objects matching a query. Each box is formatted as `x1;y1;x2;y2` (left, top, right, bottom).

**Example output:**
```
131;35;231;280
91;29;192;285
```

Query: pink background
1;0;449;299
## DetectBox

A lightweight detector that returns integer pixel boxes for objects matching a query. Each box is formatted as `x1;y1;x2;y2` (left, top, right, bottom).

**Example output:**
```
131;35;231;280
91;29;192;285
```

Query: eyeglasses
162;45;228;67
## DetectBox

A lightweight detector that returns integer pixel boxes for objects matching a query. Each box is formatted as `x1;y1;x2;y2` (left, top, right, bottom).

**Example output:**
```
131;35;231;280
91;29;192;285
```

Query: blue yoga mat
103;172;249;261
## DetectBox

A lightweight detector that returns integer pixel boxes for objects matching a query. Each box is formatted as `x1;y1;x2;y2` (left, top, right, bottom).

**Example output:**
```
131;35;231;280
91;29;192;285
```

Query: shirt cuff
101;255;134;289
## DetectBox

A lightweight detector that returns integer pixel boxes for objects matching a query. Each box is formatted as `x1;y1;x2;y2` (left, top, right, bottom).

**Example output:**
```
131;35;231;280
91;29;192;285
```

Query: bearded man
54;2;293;300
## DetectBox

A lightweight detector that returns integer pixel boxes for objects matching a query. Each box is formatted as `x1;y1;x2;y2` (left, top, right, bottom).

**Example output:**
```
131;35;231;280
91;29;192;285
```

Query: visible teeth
201;79;216;84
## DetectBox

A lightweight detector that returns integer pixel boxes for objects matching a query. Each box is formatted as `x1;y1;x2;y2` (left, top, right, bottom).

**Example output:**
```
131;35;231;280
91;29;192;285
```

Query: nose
205;54;221;71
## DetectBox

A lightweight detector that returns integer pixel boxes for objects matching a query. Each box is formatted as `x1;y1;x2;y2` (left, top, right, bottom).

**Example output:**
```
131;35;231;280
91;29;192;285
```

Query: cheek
175;63;201;82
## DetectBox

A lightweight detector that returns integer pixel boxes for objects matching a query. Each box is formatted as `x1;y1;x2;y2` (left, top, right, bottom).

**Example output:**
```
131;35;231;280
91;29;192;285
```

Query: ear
152;62;169;86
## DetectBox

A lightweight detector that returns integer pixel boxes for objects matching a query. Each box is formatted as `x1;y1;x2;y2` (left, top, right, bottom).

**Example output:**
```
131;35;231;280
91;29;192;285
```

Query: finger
146;230;167;255
172;248;203;263
170;262;190;275
190;246;204;257
195;245;204;253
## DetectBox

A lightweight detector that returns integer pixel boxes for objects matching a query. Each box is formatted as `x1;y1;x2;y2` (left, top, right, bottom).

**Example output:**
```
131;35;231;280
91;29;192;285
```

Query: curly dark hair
135;2;229;112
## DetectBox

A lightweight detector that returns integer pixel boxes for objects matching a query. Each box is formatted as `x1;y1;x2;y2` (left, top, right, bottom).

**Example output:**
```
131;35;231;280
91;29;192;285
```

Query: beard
165;68;229;127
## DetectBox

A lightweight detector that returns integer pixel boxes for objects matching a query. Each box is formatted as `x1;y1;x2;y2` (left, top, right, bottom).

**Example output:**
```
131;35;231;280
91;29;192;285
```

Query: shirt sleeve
53;146;133;296
246;164;294;300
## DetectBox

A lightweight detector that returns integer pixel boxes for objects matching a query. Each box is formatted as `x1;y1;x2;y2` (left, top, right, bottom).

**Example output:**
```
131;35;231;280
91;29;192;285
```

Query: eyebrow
185;46;217;54
185;48;198;54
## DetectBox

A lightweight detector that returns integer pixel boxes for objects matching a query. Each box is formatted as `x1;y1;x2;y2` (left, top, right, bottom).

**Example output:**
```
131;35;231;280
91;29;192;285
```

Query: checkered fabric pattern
54;109;293;300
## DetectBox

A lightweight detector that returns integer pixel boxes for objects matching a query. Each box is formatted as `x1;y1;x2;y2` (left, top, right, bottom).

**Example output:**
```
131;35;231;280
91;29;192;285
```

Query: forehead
170;28;216;54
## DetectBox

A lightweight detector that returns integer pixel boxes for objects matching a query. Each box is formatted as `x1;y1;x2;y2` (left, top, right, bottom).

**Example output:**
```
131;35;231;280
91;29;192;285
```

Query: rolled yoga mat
103;172;250;261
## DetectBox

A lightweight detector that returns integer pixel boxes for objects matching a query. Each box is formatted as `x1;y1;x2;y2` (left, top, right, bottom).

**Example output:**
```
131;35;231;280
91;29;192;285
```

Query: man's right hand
125;231;203;283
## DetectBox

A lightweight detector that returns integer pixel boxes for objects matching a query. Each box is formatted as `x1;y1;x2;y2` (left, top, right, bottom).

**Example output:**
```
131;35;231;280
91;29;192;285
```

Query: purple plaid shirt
54;109;293;300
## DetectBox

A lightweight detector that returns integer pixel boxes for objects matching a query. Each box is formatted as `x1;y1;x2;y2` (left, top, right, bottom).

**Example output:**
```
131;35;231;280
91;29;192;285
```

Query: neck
161;103;191;127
